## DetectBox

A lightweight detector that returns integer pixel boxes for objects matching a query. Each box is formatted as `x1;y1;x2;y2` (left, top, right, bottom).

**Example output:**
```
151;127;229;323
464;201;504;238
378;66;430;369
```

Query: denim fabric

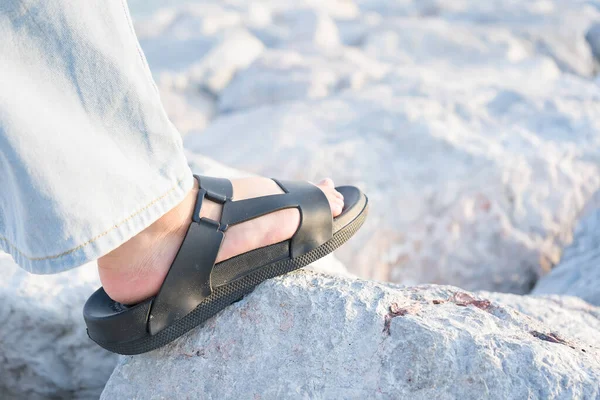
0;0;193;273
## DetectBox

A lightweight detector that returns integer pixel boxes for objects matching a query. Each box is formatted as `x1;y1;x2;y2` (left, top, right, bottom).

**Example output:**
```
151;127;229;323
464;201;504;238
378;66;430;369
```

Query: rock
279;9;341;49
533;194;600;306
585;22;600;66
134;3;242;40
101;271;600;399
218;48;389;112
185;29;265;95
147;28;265;97
135;4;264;95
363;20;530;67
485;292;600;344
218;50;338;112
158;85;216;137
305;253;354;278
254;9;341;50
136;0;600;294
168;0;600;296
0;253;117;400
185;74;600;294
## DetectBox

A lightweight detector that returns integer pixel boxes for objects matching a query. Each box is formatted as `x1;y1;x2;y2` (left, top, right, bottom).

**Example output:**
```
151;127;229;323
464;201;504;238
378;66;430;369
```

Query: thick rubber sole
90;199;368;355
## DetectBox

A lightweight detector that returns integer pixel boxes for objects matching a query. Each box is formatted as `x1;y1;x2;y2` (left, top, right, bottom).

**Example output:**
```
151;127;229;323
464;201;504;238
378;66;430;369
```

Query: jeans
0;0;193;274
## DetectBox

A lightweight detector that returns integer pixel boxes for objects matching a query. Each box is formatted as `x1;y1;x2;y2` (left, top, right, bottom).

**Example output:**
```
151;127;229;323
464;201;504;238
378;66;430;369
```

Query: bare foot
98;176;344;304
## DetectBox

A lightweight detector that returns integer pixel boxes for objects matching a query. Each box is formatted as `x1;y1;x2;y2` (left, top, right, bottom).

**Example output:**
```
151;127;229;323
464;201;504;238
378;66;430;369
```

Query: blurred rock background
133;0;600;294
2;0;600;398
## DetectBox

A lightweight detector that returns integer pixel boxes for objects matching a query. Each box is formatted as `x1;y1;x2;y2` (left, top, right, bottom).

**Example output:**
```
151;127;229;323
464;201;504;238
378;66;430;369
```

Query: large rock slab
0;253;117;399
101;271;600;399
533;193;600;306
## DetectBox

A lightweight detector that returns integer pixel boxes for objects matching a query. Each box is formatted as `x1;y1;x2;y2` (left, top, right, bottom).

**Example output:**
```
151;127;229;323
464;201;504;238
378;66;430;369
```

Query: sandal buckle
205;190;227;204
199;217;221;231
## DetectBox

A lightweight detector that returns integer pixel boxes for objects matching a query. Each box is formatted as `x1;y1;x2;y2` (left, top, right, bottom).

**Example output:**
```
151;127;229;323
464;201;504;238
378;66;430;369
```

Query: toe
318;177;343;200
316;184;344;217
319;178;335;188
332;197;344;217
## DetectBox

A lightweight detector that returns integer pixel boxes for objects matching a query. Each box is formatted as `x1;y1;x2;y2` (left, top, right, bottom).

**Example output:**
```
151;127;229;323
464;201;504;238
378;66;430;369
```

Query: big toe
316;178;344;217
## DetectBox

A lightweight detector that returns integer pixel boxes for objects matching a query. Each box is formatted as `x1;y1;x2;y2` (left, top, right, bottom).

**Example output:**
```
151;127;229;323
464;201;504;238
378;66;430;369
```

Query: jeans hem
1;165;194;274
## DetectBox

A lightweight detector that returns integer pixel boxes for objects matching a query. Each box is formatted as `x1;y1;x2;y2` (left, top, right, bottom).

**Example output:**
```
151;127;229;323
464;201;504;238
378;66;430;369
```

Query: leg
0;0;344;304
0;0;193;273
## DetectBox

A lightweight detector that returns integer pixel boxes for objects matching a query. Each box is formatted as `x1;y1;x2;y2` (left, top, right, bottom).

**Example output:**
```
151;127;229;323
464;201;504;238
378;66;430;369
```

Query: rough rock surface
0;254;118;399
586;22;600;67
129;0;600;293
533;191;600;306
101;271;600;399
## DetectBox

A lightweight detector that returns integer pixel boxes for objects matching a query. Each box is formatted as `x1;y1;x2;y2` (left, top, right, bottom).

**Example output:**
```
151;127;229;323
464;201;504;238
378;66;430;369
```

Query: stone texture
0;254;117;400
533;192;600;306
267;8;341;49
218;47;389;112
101;271;600;399
183;29;265;95
585;22;600;67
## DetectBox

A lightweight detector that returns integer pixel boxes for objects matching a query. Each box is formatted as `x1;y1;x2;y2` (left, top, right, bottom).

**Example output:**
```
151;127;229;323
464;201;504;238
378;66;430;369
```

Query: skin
98;176;344;304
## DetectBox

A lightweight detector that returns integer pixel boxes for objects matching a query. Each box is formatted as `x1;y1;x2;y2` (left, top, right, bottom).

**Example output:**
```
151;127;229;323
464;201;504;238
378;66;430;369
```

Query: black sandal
84;175;368;354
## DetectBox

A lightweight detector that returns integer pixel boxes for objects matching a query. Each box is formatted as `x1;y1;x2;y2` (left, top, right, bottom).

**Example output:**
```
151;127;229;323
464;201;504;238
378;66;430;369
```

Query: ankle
98;180;199;304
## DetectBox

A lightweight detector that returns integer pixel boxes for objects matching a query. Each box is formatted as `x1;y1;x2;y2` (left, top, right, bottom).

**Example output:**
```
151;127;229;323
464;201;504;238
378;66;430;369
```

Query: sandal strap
221;179;333;257
148;218;224;336
147;176;333;335
195;175;233;203
148;176;230;336
278;179;333;258
192;175;233;224
220;193;297;226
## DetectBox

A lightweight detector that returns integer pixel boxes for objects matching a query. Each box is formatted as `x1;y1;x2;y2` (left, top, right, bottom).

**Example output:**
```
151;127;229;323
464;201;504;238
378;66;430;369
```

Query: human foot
97;176;344;304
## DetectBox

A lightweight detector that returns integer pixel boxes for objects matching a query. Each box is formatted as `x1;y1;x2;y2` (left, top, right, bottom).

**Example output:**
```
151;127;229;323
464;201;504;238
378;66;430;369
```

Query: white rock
363;20;527;66
0;253;117;400
533;193;600;306
134;2;242;40
101;271;600;399
185;29;265;95
134;0;600;292
218;50;338;112
135;6;264;95
306;253;353;277
355;1;598;76
185;73;600;293
158;84;216;137
256;8;341;50
147;0;597;294
586;22;600;65
218;48;389;112
292;10;341;49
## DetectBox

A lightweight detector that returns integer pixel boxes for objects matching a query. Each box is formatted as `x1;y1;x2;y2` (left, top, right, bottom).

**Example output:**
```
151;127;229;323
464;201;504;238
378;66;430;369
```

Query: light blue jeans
0;0;194;274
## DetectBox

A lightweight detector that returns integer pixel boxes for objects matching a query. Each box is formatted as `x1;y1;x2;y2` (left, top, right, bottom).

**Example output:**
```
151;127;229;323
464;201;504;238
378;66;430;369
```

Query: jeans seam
0;176;188;261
